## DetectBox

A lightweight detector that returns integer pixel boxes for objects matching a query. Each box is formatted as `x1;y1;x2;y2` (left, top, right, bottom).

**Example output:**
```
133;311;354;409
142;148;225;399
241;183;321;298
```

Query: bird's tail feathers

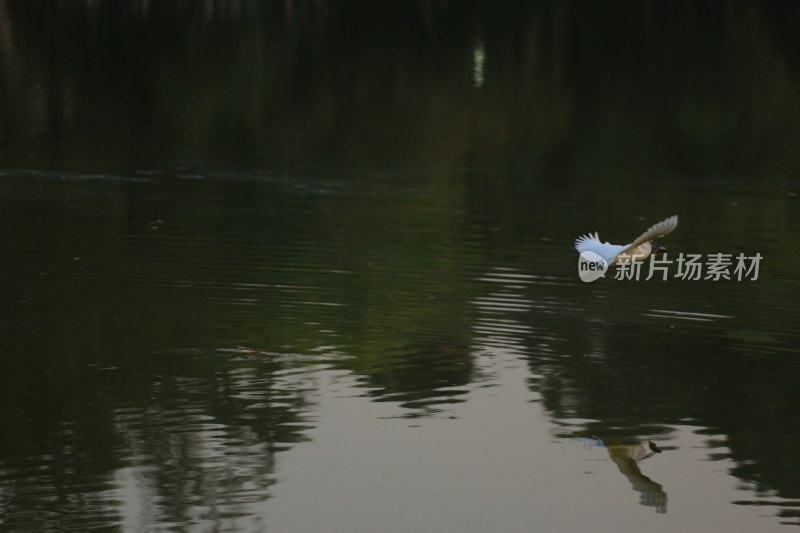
574;231;600;251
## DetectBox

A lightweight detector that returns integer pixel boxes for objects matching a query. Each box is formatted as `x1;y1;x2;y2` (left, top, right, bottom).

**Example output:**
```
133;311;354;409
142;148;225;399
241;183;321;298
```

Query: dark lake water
2;1;800;531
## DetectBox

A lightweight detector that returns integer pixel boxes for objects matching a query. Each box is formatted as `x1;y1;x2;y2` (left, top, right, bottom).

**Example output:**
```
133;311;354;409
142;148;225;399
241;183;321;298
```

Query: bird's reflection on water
574;433;668;514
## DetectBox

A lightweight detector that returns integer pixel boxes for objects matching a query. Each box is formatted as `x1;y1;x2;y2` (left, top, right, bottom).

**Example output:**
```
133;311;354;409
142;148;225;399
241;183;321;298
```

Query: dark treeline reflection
1;0;800;529
0;300;315;529
2;0;800;176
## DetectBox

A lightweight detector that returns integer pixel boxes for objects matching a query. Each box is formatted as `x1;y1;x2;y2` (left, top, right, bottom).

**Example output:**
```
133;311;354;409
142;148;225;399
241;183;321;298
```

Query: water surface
1;1;800;531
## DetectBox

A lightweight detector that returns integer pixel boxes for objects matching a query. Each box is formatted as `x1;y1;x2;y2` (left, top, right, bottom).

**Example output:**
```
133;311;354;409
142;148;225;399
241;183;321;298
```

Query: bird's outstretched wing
619;215;678;256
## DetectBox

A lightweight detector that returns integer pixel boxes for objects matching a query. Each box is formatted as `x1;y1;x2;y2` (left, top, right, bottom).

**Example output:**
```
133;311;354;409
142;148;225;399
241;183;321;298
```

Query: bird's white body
575;215;678;265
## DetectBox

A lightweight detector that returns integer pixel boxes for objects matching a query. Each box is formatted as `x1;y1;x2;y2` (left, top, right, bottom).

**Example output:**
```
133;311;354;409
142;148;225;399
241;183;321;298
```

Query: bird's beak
650;241;667;255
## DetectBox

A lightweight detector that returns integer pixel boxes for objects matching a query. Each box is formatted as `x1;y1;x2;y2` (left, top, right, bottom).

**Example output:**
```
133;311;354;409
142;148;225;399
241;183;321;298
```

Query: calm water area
1;1;800;531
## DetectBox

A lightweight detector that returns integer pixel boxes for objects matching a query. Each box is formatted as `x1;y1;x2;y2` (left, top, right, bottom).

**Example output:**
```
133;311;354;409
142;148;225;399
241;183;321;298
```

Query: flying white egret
575;215;678;265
